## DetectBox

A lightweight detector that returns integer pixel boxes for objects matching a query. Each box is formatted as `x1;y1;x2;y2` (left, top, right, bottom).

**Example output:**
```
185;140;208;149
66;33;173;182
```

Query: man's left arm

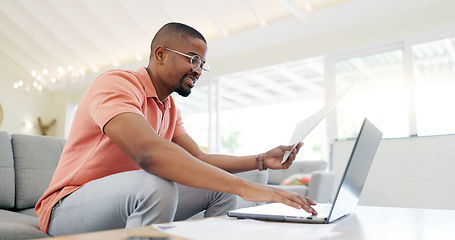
172;134;302;173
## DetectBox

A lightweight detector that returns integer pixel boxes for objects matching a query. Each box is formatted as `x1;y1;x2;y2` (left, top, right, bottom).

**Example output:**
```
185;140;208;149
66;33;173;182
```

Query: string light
13;65;86;94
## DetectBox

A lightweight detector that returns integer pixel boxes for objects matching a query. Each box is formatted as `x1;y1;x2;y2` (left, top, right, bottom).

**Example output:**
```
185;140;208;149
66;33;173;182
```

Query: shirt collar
138;67;171;109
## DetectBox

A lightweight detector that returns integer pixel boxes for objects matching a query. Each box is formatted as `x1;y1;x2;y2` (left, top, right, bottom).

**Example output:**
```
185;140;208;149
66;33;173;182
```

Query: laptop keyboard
263;203;332;217
313;203;332;216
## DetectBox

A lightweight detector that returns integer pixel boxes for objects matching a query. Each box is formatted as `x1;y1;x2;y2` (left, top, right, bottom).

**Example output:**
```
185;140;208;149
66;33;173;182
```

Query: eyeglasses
164;47;210;73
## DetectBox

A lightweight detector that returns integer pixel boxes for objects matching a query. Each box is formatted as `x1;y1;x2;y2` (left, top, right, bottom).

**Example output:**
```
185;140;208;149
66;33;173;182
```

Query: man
36;22;317;236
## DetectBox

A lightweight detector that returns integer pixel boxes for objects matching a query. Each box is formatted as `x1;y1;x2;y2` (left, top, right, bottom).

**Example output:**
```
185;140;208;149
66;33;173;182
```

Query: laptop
228;118;383;223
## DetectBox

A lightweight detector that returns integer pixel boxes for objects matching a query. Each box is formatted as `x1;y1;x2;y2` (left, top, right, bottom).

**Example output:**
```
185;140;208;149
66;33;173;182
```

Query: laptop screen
328;119;383;222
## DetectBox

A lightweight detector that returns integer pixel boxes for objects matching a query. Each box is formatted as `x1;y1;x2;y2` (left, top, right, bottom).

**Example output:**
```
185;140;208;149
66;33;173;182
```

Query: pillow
280;173;311;186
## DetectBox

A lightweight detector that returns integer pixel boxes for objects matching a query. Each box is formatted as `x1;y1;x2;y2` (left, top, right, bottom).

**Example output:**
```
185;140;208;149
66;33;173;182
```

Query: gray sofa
0;131;334;239
0;131;65;239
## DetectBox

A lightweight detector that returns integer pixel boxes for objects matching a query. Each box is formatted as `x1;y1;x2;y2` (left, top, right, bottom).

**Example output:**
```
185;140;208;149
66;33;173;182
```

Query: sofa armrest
234;170;268;186
306;171;335;203
272;184;308;196
234;170;268;208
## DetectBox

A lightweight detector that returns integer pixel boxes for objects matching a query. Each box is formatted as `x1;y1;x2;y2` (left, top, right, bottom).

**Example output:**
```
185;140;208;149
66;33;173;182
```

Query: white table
43;205;455;240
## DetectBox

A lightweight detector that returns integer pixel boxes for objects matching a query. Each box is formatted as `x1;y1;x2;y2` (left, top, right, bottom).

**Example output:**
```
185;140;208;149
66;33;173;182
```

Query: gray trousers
48;170;238;236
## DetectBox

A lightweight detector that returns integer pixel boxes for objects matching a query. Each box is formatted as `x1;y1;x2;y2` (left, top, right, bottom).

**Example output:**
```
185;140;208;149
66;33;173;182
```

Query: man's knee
147;176;178;206
132;171;178;209
220;192;239;209
204;191;238;218
125;171;179;225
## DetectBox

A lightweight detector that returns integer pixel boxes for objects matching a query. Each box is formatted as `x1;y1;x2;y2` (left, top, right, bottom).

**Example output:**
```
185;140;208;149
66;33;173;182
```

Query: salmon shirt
35;67;187;232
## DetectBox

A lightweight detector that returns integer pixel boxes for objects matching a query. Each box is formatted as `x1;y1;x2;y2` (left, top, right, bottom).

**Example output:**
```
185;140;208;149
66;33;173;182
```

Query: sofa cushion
0;131;15;209
12;134;65;210
234;170;268;185
267;160;326;185
280;173;312;186
0;210;50;239
17;208;38;218
274;185;308;196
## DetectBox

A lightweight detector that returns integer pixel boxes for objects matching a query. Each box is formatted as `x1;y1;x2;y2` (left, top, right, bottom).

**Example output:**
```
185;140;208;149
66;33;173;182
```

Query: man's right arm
104;112;317;214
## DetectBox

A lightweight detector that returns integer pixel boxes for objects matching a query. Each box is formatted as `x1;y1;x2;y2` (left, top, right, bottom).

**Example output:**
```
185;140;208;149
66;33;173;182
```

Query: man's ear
154;46;165;64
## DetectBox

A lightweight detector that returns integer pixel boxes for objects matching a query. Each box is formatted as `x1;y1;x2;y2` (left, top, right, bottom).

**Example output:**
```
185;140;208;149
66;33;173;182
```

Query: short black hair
151;22;206;52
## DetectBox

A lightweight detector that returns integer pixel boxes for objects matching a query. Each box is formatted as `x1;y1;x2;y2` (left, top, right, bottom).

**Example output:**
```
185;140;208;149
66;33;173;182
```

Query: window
335;49;409;139
173;85;210;152
217;57;327;159
174;34;455;161
412;37;455;136
65;103;78;138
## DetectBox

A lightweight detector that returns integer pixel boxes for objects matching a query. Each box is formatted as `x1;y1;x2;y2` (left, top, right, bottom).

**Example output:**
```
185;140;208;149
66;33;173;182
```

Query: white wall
46;89;87;138
0;53;53;136
331;134;455;210
0;50;143;138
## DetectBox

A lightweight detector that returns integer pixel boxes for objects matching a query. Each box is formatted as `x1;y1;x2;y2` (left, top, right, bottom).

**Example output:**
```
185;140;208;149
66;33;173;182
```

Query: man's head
148;22;208;100
150;22;206;55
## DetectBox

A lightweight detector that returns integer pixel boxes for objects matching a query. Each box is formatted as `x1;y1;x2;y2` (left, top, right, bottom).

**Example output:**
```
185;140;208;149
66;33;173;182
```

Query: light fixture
13;3;90;95
13;65;87;94
57;66;65;76
24;120;34;129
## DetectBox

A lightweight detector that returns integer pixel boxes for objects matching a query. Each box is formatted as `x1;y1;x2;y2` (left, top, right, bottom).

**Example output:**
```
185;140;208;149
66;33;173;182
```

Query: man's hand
238;179;318;215
263;142;303;170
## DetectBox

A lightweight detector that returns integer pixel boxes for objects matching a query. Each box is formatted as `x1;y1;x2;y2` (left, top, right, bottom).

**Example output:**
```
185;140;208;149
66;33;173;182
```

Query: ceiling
0;0;350;91
1;0;455;113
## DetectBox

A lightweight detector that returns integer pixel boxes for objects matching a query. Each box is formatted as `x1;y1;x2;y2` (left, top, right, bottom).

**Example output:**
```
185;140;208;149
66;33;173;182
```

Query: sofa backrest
0;132;15;209
11;134;65;210
267;160;327;185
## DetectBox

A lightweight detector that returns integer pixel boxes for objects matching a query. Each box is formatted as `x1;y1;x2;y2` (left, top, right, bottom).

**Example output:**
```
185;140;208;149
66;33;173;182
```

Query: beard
176;77;191;97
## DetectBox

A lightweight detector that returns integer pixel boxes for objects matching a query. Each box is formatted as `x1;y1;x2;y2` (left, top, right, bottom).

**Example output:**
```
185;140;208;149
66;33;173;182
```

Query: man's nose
192;67;202;77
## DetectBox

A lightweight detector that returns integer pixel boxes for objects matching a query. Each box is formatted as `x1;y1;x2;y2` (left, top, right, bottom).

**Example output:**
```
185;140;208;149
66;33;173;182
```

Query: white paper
281;89;348;163
154;217;340;240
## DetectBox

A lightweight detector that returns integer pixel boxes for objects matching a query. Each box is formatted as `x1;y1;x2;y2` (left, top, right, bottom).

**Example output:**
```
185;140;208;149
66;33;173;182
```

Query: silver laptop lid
328;118;383;222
